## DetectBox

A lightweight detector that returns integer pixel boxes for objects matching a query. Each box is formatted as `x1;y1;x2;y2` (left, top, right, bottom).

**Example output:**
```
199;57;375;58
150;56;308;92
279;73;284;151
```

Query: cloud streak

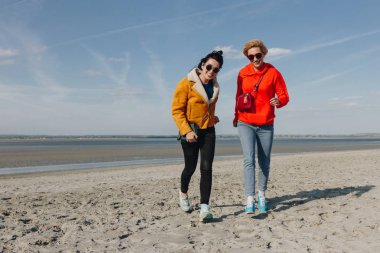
47;1;257;48
327;95;370;108
294;30;380;55
307;70;352;86
87;49;144;98
1;0;30;9
0;21;68;101
266;30;380;62
145;50;168;97
267;48;292;57
214;30;379;62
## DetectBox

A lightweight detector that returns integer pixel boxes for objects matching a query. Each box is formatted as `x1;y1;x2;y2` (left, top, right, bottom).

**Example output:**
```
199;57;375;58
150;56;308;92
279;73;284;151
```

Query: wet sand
1;137;380;169
1;149;380;252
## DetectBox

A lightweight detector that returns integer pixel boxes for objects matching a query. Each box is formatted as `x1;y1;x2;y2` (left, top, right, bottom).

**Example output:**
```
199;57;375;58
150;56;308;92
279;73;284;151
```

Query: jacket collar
187;68;220;104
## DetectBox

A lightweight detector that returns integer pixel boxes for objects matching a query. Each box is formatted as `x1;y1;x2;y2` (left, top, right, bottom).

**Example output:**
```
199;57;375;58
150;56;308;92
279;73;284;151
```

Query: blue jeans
237;121;274;197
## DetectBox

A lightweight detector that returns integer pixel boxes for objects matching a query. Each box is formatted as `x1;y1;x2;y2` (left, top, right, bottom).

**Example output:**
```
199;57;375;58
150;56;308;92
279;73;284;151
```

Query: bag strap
250;74;265;95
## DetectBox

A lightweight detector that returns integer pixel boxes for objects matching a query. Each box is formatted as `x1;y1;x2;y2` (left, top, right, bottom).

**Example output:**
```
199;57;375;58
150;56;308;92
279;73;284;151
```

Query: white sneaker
178;191;191;212
258;194;268;212
199;204;213;222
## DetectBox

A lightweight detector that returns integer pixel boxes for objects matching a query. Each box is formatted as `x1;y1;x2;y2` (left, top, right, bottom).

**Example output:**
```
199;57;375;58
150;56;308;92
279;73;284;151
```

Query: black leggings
180;127;215;205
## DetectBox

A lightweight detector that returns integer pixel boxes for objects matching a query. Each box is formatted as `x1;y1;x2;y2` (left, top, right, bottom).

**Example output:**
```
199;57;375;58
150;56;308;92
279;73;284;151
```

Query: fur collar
187;68;220;104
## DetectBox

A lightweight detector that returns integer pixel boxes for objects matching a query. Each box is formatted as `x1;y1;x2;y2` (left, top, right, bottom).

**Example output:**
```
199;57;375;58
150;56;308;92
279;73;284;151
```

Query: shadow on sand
268;185;375;213
201;185;375;222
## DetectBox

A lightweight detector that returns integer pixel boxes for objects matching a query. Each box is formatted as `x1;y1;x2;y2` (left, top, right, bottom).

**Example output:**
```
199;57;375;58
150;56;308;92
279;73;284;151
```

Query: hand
270;97;280;107
214;116;220;124
233;120;238;128
186;131;198;142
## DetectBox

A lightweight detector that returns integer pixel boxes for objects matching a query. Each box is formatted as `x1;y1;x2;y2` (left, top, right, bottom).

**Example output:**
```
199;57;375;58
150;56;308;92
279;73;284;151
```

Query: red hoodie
234;63;289;126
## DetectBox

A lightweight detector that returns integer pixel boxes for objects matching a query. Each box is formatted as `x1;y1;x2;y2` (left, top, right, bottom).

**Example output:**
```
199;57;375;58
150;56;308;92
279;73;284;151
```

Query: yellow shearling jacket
172;68;220;135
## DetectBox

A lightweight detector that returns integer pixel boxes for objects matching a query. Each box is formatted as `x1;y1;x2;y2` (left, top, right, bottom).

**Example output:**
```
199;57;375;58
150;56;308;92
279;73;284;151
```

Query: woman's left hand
270;97;280;107
215;116;220;124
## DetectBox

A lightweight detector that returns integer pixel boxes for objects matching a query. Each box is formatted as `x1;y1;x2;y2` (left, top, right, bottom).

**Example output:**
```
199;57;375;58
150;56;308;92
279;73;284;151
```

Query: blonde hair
242;39;268;57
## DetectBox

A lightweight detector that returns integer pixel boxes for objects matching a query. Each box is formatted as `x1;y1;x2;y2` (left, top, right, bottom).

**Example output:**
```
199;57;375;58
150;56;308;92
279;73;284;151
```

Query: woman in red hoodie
233;39;289;214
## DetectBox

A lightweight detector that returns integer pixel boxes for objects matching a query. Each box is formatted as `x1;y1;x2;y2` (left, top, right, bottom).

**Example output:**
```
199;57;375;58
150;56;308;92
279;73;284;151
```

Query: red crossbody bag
236;75;264;112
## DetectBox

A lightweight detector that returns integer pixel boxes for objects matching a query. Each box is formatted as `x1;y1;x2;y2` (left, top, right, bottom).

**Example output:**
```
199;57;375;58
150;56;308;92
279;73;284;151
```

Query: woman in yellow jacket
171;50;223;222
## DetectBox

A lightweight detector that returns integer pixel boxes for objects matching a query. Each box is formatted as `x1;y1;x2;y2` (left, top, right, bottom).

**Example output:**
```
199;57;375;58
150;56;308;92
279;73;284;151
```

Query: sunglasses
205;64;220;74
247;53;263;61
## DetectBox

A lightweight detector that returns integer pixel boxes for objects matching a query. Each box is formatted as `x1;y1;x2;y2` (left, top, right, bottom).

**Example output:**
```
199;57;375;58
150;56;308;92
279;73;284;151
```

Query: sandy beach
1;149;380;252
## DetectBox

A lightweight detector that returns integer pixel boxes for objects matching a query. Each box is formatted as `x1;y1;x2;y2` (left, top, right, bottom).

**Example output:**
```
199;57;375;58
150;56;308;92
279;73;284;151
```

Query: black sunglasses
247;53;263;61
205;64;220;74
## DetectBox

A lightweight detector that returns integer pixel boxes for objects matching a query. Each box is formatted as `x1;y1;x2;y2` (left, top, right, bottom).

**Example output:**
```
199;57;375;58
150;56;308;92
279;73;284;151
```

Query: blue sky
1;0;379;135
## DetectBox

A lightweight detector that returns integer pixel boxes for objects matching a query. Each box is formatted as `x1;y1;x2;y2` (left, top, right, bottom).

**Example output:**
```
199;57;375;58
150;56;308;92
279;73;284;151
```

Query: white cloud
214;45;244;59
267;48;292;57
0;48;19;58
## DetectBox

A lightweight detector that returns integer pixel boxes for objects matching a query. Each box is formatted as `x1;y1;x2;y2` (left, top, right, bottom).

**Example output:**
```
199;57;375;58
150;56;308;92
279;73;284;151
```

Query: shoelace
246;202;254;207
259;197;266;206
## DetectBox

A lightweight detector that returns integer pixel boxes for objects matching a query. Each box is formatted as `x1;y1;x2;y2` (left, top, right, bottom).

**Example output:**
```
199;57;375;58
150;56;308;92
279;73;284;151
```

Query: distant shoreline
1;133;380;141
1;136;380;175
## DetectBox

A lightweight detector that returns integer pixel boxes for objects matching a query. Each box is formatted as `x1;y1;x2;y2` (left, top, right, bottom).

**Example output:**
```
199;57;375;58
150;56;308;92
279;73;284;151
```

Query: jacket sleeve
171;80;192;135
274;71;289;108
233;74;243;123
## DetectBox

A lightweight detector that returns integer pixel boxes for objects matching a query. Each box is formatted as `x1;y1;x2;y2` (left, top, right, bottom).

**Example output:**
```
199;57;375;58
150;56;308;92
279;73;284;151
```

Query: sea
1;135;380;175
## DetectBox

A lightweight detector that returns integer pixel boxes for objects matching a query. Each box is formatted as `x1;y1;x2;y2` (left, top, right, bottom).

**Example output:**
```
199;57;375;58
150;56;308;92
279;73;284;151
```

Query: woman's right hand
186;131;198;142
233;120;238;128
